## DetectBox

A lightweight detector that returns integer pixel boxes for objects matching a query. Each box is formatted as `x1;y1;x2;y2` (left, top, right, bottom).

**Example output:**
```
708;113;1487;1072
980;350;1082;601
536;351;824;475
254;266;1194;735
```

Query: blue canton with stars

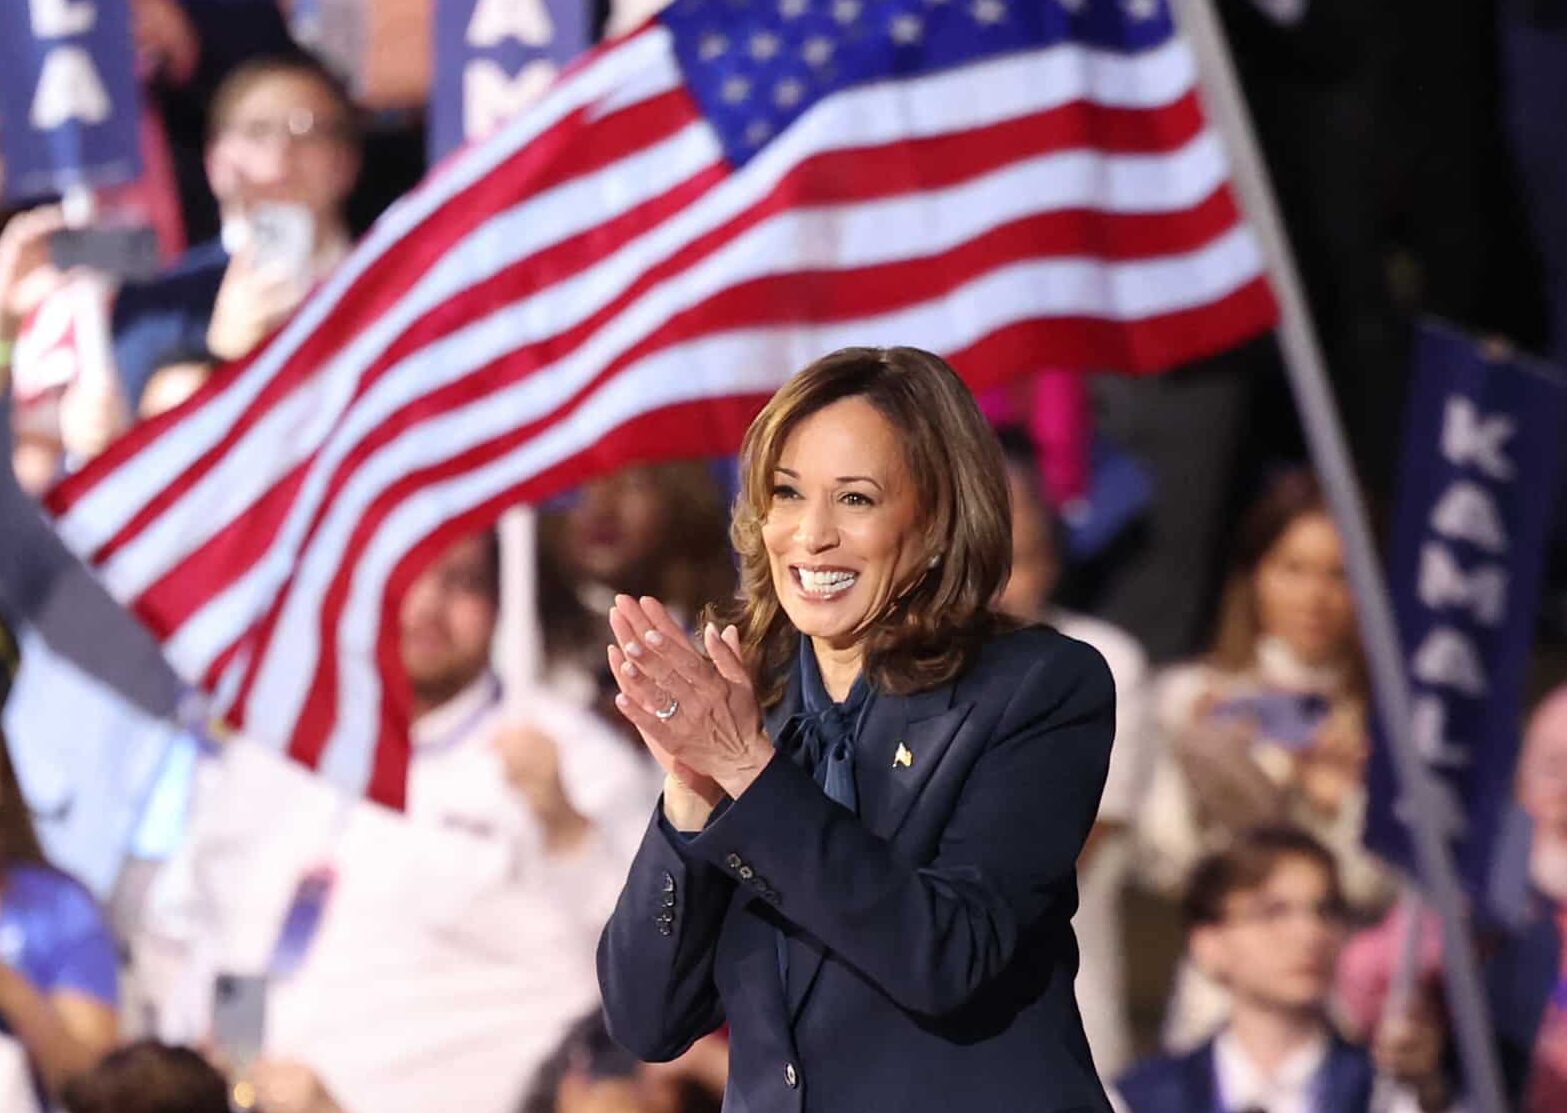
661;0;1176;167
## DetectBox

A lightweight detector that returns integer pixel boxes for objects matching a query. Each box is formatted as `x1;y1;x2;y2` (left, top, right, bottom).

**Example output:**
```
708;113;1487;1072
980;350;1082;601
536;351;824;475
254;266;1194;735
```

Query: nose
795;495;838;553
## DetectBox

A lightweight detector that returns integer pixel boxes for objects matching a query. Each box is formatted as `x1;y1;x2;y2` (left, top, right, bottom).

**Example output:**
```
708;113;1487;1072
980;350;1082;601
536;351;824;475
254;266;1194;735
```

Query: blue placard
429;0;593;161
1364;321;1567;928
0;0;144;202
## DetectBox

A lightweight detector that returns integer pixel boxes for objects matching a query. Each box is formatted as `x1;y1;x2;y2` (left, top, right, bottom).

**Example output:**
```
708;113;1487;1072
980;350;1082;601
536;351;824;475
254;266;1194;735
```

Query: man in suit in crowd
1115;827;1452;1113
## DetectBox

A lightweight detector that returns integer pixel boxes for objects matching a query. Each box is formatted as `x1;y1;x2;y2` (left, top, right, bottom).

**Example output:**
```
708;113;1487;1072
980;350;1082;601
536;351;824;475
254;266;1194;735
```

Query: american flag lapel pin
893;742;913;769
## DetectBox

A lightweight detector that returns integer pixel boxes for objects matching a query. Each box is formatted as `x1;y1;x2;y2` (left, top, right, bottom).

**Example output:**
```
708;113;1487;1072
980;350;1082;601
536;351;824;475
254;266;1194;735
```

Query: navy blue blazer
1116;1034;1376;1113
598;624;1116;1112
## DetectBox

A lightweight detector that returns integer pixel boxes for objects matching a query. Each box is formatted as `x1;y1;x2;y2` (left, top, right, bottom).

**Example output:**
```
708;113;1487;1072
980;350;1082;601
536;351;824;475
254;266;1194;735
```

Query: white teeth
797;568;856;595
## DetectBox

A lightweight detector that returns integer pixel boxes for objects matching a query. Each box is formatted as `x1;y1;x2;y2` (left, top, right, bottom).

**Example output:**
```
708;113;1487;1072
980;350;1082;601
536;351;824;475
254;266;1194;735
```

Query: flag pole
496;506;543;706
1171;2;1509;1108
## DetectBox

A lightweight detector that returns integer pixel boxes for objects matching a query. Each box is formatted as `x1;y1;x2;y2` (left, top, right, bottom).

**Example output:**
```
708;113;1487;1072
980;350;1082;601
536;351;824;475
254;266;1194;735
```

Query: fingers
704;623;751;689
610;597;708;694
607;642;683;714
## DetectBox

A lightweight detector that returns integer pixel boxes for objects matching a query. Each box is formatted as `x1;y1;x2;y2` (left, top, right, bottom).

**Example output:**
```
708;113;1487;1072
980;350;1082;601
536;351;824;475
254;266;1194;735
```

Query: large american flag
48;0;1275;806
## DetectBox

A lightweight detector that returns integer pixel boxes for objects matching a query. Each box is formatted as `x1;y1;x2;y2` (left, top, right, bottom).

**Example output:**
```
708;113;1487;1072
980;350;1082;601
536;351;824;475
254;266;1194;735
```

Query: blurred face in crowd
399;534;498;715
1192;853;1347;1016
997;460;1057;621
207;72;360;225
763;397;927;651
559;468;668;595
1521;692;1567;902
1253;511;1355;667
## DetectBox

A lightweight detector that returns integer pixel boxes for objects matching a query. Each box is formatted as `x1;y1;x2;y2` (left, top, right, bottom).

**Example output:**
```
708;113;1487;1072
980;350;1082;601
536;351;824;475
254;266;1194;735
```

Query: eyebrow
773;467;884;490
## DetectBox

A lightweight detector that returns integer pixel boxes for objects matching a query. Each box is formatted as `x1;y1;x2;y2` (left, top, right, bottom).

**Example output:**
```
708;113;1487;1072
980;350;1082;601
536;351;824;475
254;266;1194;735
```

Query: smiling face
761;397;928;653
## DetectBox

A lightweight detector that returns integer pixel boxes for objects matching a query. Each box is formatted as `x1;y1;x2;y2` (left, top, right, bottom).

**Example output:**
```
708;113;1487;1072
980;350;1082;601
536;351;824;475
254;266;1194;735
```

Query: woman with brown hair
0;618;119;1105
596;347;1117;1112
1134;468;1395;1049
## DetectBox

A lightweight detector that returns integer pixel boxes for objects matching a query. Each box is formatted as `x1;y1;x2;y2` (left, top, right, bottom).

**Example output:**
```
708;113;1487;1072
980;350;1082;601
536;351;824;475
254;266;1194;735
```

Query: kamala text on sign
0;0;142;201
1364;322;1567;926
429;0;591;159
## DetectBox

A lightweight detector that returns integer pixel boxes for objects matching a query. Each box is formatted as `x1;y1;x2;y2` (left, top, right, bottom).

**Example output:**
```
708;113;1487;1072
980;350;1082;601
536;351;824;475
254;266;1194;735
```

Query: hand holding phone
1208;690;1333;751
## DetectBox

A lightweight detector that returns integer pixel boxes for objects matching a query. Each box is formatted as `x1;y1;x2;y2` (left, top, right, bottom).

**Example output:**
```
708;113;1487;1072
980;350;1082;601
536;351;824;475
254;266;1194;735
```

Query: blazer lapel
858;685;974;843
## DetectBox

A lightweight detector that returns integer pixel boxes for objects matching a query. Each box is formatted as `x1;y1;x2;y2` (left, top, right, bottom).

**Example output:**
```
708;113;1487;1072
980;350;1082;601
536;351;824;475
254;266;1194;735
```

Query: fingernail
725;624;738;638
615;694;630;709
621;661;638;677
645;630;664;647
625;641;643;657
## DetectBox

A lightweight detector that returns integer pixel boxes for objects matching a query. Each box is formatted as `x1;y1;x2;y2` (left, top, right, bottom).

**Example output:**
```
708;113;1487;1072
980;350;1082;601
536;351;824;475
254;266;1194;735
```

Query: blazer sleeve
682;636;1114;1018
597;805;735;1061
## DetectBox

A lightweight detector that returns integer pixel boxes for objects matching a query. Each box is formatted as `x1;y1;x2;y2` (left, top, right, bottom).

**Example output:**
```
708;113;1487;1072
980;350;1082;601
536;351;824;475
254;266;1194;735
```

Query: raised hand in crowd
1371;1001;1453;1113
244;1058;347;1113
205;247;309;362
491;723;592;854
0;207;68;347
606;595;763;831
1294;702;1370;817
58;370;132;463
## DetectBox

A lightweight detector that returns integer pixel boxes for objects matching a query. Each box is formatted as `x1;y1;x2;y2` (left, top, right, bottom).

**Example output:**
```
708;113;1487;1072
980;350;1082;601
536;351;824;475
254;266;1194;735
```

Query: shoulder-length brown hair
1207;469;1367;694
0;729;48;883
717;347;1013;707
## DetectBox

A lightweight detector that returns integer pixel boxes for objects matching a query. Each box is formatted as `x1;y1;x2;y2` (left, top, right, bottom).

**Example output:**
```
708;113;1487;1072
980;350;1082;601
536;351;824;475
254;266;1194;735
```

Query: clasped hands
607;595;774;830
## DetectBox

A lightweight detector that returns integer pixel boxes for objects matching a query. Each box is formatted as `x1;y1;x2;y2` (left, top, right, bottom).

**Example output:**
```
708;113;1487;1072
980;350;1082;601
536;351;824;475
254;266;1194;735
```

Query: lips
792;565;858;600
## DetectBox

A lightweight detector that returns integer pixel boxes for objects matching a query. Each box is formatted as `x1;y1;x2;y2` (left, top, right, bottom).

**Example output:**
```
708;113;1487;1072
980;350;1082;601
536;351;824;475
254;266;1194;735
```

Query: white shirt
1214;1028;1332;1113
161;676;660;1113
1053;609;1151;1079
1211;1028;1441;1113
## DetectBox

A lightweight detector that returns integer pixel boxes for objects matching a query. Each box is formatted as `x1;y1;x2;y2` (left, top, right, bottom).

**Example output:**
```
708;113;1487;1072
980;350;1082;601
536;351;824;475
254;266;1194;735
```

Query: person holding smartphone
110;52;362;409
1135;469;1396;1050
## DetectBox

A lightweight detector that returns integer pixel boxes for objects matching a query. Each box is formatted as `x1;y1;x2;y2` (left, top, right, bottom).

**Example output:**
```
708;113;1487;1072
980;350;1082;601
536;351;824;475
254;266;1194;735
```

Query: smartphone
211;972;268;1079
246;203;315;284
48;226;161;283
1209;690;1332;750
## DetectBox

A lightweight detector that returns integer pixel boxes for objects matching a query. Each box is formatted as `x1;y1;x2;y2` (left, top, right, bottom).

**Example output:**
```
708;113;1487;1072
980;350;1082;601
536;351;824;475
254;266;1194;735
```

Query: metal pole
1172;2;1510;1108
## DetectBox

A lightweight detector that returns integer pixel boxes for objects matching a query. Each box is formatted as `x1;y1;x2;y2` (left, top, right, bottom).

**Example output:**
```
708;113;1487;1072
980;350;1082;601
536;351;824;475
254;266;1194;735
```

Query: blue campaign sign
1364;321;1567;927
429;0;592;161
0;0;144;202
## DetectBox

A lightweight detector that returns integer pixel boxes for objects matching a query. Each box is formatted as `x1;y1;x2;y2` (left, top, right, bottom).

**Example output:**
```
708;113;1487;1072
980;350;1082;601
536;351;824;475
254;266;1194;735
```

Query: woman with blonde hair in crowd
1136;468;1395;1049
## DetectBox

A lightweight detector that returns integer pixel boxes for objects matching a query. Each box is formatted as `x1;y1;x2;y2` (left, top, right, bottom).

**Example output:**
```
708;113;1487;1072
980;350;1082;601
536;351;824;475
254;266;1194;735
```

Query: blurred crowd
2;1;1567;1112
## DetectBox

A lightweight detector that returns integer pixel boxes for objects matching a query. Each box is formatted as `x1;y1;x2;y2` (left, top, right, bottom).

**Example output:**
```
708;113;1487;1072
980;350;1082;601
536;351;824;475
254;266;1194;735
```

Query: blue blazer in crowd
598;624;1116;1113
1116;1034;1377;1113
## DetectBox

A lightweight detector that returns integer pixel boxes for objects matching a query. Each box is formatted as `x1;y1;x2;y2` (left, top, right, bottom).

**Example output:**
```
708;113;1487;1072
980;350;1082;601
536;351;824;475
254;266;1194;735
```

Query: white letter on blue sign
1411;626;1489;697
30;46;111;130
1441;397;1516;481
1411;694;1471;768
28;0;97;38
467;0;555;47
1417;542;1509;625
1429;481;1509;553
464;58;556;142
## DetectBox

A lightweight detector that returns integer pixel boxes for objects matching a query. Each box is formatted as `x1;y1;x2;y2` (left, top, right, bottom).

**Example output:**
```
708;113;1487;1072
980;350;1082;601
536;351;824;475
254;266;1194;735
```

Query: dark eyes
769;485;874;507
